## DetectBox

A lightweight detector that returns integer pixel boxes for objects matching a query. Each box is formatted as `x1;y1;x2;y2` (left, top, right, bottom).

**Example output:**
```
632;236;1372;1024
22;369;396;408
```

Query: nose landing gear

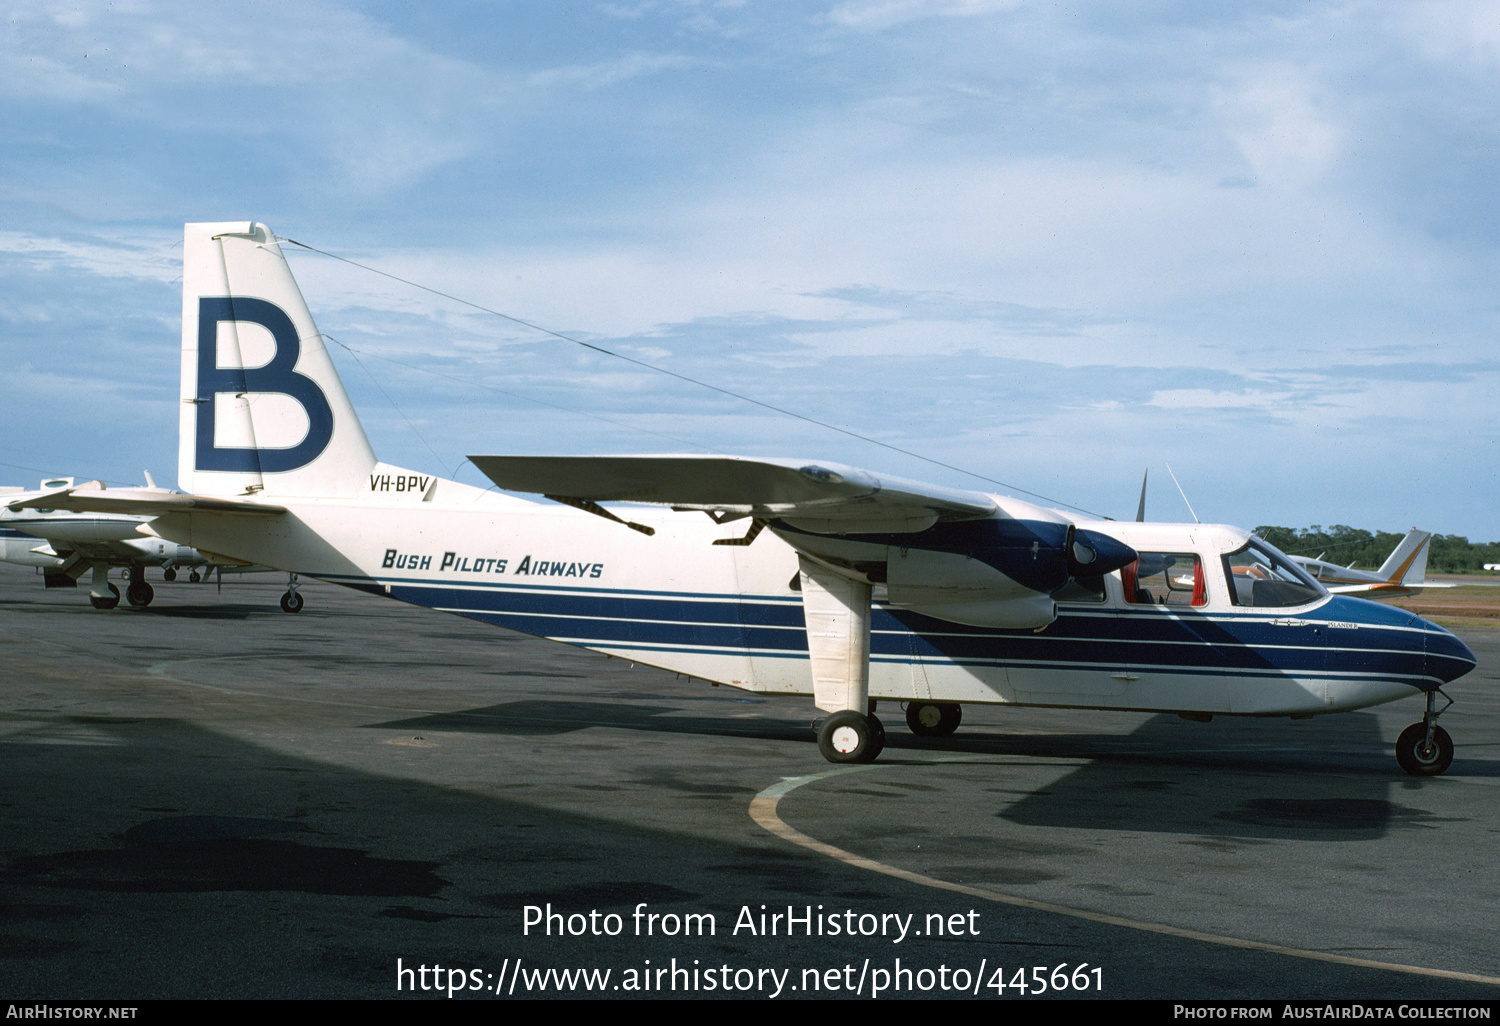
280;573;304;613
1396;689;1454;776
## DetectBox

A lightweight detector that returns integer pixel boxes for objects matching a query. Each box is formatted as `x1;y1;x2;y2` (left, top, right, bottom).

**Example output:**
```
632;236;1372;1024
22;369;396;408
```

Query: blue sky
2;1;1498;541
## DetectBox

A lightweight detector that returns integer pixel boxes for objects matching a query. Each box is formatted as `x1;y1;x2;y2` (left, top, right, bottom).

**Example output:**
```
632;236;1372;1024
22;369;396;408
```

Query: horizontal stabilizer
469;455;997;534
1326;580;1455;598
5;483;286;518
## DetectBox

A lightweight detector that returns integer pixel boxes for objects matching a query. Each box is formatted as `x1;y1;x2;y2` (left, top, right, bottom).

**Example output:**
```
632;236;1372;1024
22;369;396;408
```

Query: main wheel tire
90;583;121;610
818;711;879;764
163;568;177;582
866;713;886;761
905;701;962;737
1396;722;1453;776
126;581;154;607
189;570;201;583
280;591;304;613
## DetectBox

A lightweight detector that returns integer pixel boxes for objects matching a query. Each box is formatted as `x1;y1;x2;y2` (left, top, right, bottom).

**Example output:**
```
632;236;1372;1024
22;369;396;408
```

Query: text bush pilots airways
7;221;1475;776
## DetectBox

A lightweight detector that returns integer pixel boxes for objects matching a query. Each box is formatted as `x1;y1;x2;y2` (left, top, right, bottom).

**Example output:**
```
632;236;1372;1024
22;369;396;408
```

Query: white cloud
825;0;1023;32
526;52;700;90
0;230;177;283
1147;389;1294;411
1398;0;1500;65
1213;65;1344;190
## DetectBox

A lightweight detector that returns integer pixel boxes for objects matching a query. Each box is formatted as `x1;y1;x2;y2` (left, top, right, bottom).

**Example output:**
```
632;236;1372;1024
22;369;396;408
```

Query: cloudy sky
3;1;1498;542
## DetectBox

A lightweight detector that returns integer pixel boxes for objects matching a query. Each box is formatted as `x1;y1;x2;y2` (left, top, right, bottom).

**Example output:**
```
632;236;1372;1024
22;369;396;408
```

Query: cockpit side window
1222;540;1325;608
1122;552;1206;607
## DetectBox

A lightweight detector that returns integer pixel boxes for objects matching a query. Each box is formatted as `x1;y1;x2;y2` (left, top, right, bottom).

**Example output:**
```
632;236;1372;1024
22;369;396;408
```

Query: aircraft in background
1133;471;1450;602
1;475;304;611
7;221;1475;777
1288;529;1453;601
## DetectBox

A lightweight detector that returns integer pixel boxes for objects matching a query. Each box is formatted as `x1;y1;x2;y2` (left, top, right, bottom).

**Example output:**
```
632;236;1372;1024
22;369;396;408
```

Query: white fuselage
145;487;1442;719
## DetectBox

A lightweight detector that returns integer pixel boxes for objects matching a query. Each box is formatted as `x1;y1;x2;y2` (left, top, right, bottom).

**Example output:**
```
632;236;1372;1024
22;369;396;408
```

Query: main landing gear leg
88;565;120;610
280;573;304;613
800;556;884;764
125;564;154;608
1396;689;1454;777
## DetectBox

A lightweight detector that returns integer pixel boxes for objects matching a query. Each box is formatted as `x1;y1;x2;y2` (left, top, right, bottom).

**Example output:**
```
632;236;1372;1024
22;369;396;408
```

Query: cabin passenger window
1121;552;1206;606
1222;541;1324;608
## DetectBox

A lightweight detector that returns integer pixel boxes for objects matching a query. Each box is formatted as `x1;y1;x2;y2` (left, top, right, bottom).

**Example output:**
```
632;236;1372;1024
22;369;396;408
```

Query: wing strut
544;495;656;536
712;518;767;547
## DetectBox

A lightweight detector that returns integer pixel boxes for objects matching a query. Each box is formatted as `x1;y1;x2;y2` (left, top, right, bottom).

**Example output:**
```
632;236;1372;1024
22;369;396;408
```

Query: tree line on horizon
1254;525;1500;574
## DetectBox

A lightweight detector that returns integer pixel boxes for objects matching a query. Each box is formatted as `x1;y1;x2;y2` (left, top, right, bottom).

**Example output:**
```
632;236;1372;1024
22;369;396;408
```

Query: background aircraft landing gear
280;573;303;613
1396;690;1454;776
125;565;154;608
163;568;177;582
88;566;119;610
189;570;201;583
906;701;962;737
817;711;885;764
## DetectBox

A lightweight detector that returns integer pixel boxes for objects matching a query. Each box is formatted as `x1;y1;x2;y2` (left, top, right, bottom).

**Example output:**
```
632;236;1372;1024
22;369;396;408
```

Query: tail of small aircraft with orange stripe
1293;529;1453;599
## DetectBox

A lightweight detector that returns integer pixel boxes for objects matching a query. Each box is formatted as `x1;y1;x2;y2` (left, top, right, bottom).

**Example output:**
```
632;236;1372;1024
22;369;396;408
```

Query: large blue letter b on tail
195;297;335;474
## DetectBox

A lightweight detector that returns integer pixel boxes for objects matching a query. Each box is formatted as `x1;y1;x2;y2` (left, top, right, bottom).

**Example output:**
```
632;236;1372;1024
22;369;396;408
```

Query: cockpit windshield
1222;538;1326;608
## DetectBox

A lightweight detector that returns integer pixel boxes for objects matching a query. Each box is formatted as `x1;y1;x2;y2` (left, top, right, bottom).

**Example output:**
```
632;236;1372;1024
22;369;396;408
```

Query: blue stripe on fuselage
321;575;1464;689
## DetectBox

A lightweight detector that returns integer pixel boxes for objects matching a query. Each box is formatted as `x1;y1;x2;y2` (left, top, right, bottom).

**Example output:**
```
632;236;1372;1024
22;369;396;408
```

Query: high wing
5;482;287;518
468;455;998;535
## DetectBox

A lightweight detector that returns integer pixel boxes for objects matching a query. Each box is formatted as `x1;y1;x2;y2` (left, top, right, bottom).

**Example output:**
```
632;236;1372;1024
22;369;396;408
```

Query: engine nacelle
778;517;1135;630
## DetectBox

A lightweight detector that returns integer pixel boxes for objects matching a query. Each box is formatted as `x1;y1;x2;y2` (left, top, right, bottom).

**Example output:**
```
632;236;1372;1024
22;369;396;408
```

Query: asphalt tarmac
2;562;1497;1001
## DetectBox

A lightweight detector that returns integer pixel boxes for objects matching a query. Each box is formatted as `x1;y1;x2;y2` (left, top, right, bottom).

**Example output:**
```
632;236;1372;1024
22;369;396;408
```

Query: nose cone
1070;528;1137;577
1423;620;1477;685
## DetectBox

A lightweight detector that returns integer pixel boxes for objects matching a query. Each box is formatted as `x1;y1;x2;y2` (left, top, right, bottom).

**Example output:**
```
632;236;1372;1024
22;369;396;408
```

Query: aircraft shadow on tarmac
362;700;1486;844
365;698;815;742
2;814;449;897
6;712;1500;998
994;711;1479;842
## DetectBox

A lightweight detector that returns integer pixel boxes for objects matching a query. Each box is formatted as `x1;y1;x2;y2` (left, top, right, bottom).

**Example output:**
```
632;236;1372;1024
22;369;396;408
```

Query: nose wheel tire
89;583;121;610
817;711;885;764
1396;722;1453;776
189;571;201;583
280;591;304;613
905;701;962;737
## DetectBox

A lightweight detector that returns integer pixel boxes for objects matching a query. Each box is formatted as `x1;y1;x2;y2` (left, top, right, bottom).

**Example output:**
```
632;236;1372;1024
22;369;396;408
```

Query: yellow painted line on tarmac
750;765;1500;987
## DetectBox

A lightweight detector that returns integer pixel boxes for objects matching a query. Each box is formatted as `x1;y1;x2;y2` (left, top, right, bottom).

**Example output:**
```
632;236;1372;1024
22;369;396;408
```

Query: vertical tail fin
179;222;376;498
1376;529;1432;586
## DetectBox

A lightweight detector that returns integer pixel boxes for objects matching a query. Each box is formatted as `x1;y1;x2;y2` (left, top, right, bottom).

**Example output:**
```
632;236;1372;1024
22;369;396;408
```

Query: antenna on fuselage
1165;463;1200;524
1135;469;1148;522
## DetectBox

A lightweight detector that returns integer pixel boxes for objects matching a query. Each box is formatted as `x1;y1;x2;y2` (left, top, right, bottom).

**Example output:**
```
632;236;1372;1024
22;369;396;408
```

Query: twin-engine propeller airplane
6;222;1477;775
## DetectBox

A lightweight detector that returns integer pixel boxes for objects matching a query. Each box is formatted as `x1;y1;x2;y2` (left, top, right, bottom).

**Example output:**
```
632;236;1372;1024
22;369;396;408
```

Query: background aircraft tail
179;222;377;499
1375;529;1432;586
